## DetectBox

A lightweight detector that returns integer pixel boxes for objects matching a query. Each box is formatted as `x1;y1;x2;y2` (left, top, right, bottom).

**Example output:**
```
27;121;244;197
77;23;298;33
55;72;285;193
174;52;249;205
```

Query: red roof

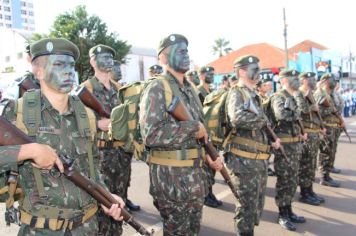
208;43;293;74
289;40;328;55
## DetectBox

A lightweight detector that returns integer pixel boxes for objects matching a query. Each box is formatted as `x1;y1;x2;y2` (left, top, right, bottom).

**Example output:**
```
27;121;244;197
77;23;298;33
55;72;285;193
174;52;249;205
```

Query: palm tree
212;38;233;57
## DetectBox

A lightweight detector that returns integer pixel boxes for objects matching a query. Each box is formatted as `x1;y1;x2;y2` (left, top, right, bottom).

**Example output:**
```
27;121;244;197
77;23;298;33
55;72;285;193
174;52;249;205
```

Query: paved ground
1;116;356;235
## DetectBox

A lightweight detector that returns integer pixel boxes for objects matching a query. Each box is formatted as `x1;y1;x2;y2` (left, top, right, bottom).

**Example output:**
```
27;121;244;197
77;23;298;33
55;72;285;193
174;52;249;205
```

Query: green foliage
212;38;233;58
30;5;131;83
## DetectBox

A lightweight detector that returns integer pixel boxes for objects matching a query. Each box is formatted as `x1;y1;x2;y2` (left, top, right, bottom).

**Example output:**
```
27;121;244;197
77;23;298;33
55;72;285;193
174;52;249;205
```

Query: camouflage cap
185;70;198;76
299;72;316;80
30;38;80;61
319;73;335;81
89;44;116;58
157;34;188;56
149;64;163;72
233;55;259;68
25;44;31;54
199;66;215;73
279;68;300;78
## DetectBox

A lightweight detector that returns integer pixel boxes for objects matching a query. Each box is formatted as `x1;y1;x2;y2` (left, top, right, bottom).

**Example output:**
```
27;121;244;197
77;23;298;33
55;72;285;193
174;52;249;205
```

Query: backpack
202;89;229;148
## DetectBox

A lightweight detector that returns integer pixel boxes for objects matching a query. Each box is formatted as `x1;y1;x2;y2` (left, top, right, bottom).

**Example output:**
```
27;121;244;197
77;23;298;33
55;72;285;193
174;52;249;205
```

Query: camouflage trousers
98;147;132;236
274;142;302;207
332;128;342;168
299;133;320;188
203;162;216;190
319;127;337;175
17;214;98;236
225;153;268;233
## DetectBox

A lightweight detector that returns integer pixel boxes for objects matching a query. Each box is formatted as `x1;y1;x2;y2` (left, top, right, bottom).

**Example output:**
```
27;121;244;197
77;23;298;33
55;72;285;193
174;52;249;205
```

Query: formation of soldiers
0;33;348;236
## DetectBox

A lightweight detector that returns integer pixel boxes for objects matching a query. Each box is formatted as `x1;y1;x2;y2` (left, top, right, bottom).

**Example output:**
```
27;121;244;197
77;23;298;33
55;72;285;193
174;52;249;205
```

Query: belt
97;140;125;148
231;136;270;153
279;136;302;143
304;128;320;133
20;205;98;231
324;123;338;128
149;148;204;167
230;147;270;160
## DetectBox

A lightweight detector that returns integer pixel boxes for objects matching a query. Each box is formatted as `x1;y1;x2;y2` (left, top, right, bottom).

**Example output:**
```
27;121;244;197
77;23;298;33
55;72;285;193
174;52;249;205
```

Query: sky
33;0;356;66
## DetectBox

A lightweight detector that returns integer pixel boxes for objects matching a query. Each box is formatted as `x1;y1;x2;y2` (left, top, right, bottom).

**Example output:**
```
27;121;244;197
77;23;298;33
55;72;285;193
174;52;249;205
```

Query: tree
30;5;131;82
212;38;233;58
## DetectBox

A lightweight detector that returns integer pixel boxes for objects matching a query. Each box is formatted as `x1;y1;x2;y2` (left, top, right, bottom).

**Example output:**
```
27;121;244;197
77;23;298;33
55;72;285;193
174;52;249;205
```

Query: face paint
204;71;215;84
307;77;317;90
245;64;260;81
153;67;163;75
167;42;190;73
328;77;337;90
110;63;122;81
96;53;114;72
288;76;300;91
43;55;76;93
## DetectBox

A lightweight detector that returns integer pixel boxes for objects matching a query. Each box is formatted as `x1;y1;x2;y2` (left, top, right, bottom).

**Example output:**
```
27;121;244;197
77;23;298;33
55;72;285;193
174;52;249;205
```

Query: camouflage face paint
328;77;336;90
167;42;190;73
246;63;260;81
43;55;75;93
288;76;300;90
204;71;215;84
110;62;122;81
96;53;114;72
307;77;317;90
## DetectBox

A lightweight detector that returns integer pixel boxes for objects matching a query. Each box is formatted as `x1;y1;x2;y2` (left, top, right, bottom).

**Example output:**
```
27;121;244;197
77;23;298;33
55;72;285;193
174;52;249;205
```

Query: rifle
18;76;40;96
0;116;153;236
167;96;240;201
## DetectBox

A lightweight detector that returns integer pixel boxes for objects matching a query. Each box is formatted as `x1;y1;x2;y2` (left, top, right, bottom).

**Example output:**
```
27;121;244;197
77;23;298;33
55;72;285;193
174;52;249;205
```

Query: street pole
283;8;288;68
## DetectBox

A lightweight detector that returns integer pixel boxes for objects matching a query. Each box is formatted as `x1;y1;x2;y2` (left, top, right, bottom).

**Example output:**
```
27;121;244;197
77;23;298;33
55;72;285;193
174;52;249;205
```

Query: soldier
295;72;326;206
139;33;223;235
225;55;281;236
197;66;215;103
314;73;342;187
81;44;133;236
256;77;276;177
0;38;123;235
271;69;307;231
219;75;230;90
229;75;238;87
185;69;200;86
148;64;163;77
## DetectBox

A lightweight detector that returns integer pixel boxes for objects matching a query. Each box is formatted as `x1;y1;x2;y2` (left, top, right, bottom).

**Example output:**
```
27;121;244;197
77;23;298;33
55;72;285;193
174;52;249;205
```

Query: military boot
126;199;141;211
330;167;341;174
239;230;254;236
309;186;325;203
204;188;220;208
278;206;296;231
287;205;306;223
320;174;341;187
299;187;320;206
267;167;275;176
210;191;223;206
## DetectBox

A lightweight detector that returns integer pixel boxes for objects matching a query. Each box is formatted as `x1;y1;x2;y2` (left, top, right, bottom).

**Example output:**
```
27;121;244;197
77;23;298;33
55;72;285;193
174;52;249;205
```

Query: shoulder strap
110;79;122;90
22;90;41;136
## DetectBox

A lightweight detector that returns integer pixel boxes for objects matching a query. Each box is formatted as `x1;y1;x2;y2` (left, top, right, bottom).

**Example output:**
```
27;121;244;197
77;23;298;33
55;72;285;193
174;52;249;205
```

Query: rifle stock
265;125;290;164
18;77;40;95
305;91;325;130
167;96;241;201
332;109;352;143
0;116;153;236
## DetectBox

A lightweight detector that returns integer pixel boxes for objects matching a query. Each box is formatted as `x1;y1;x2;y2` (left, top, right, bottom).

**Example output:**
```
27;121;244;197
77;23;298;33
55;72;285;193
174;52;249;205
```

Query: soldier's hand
206;154;223;171
18;143;64;172
300;133;308;141
271;138;281;150
320;128;327;136
102;194;125;221
196;122;208;143
338;121;346;129
97;118;111;132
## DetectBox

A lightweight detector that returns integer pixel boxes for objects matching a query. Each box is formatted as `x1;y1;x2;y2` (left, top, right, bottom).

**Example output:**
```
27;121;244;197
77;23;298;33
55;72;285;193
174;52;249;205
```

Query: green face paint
307;77;317;90
288;76;300;90
245;63;260;81
96;53;114;72
111;62;122;81
204;71;215;84
167;42;190;73
43;55;76;93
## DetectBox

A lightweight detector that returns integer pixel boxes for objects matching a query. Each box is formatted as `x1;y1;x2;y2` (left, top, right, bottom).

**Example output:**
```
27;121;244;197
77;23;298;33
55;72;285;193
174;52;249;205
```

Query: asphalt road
1;116;356;236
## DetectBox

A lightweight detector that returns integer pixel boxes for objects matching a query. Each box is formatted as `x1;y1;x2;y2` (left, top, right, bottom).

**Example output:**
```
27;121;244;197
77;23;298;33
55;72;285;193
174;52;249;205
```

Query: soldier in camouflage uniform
185;70;200;86
148;64;163;77
81;44;133;236
295;72;325;206
225;55;281;236
197;66;214;103
271;69;307;231
0;38;123;236
314;73;342;187
139;33;222;236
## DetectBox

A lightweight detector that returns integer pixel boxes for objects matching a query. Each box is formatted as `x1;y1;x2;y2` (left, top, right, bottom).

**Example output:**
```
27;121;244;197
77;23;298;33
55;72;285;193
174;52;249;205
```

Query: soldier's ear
159;53;168;66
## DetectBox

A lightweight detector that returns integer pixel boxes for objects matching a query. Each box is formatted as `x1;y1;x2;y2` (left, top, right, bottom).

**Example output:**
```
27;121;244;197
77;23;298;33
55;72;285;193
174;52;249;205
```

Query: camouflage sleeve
294;91;310;115
271;94;295;122
0;100;20;173
313;90;334;116
139;80;200;148
227;89;266;130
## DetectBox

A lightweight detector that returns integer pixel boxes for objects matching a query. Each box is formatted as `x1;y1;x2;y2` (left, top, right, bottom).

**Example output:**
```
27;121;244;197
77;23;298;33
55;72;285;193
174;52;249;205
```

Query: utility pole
283;8;288;68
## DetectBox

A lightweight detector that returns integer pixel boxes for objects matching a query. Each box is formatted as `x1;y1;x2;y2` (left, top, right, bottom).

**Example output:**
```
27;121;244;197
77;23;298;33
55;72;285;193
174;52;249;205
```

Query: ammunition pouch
149;148;204;167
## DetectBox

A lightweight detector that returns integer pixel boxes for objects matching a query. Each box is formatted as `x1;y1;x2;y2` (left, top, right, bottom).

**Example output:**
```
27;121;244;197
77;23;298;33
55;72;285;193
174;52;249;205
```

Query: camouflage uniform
314;88;339;177
0;93;102;236
271;89;303;207
139;72;207;236
332;90;344;168
81;77;129;236
225;85;269;234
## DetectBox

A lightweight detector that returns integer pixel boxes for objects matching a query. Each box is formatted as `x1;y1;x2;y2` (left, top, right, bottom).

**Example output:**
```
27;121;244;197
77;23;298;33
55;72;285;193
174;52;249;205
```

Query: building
0;0;35;32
